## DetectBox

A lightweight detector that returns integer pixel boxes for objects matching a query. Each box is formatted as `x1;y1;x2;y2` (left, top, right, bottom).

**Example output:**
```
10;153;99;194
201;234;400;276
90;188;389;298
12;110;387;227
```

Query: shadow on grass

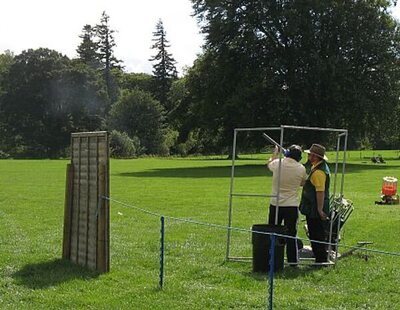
178;157;265;161
13;259;100;289
116;162;400;179
223;259;326;280
243;264;329;281
117;164;257;178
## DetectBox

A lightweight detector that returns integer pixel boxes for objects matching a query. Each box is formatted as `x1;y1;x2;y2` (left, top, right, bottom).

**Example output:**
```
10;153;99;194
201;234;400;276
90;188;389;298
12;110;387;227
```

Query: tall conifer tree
95;11;121;103
76;24;100;69
149;19;178;110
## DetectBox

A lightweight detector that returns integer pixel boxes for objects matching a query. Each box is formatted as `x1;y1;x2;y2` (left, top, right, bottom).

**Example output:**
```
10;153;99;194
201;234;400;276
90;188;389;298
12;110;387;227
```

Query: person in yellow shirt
300;144;330;263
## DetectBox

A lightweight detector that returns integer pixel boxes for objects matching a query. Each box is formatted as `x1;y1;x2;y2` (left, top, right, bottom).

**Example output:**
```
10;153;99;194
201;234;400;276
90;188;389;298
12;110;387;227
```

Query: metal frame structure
225;125;348;265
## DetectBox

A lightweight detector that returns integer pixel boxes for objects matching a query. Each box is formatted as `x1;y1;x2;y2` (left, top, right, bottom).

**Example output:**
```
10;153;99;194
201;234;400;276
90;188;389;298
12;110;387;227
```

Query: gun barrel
262;133;286;152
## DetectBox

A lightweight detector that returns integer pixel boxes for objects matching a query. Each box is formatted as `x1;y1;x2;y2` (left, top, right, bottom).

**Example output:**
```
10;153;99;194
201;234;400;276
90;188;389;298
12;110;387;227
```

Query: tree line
1;1;400;159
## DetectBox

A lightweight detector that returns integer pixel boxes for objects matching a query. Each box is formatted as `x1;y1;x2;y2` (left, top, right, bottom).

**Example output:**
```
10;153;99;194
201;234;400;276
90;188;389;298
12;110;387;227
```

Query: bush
161;128;179;156
174;130;201;156
110;130;142;158
109;89;166;155
0;150;10;159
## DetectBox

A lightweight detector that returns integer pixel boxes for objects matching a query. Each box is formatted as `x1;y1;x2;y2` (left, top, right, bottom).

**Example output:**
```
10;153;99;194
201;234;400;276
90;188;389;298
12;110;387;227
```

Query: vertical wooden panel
64;131;109;272
97;164;106;272
77;136;90;267
78;138;89;266
87;137;98;270
62;164;74;259
70;137;81;264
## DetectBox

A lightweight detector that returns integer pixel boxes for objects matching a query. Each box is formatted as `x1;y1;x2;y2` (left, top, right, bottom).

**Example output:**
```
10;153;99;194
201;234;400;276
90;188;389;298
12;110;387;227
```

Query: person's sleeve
267;159;278;171
310;170;326;191
301;166;307;183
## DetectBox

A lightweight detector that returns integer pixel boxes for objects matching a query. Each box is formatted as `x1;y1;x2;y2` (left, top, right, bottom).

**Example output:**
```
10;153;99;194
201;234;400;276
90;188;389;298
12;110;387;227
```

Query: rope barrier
103;196;400;258
103;196;339;248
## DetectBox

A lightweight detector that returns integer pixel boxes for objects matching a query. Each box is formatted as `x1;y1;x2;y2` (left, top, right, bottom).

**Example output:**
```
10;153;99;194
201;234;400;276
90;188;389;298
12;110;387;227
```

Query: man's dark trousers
306;217;328;262
268;204;299;263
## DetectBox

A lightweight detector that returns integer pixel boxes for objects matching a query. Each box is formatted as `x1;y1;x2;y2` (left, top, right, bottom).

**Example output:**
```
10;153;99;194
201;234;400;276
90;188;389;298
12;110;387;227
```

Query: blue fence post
159;216;165;289
268;233;276;310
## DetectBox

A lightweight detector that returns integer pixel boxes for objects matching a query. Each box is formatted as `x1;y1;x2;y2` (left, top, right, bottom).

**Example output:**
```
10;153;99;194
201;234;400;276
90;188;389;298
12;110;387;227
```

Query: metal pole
340;132;348;197
159;216;165;289
226;129;238;260
328;134;342;257
262;132;283;224
333;134;342;197
335;132;347;263
274;127;284;225
268;234;276;310
334;215;342;265
232;193;277;198
235;127;282;132
281;125;347;133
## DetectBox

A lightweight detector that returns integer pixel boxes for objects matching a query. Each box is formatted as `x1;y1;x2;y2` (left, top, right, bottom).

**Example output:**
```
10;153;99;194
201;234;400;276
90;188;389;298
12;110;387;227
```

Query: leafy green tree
117;72;154;94
149;19;178;110
1;48;69;157
167;77;188;123
76;24;101;69
0;50;14;95
53;60;108;131
95;11;122;104
109;88;167;154
165;76;202;152
189;0;400;151
0;50;15;152
110;129;143;158
1;48;107;158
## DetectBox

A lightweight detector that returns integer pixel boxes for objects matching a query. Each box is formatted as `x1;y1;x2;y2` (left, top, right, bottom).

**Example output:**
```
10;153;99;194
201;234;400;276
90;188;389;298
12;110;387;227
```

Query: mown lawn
1;150;400;309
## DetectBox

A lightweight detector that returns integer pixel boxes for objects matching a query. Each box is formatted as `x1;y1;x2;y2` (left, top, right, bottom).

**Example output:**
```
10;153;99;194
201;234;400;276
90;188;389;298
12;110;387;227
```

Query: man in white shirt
267;145;307;265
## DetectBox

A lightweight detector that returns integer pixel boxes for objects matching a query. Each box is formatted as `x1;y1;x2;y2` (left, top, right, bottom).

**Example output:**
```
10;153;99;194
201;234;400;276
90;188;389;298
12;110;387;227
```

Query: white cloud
392;3;400;19
0;0;204;75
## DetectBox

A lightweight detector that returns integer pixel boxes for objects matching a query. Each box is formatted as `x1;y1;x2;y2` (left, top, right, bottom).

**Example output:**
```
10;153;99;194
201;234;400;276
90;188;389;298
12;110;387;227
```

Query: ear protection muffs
283;149;290;157
284;145;302;162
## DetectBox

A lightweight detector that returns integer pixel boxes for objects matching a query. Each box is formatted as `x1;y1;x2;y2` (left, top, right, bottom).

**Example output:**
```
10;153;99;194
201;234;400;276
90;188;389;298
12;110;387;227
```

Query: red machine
375;176;399;205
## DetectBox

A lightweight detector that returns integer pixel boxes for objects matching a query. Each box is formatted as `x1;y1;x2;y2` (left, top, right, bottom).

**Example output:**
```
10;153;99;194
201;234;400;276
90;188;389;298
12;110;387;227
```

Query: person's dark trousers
306;217;328;263
268;204;299;264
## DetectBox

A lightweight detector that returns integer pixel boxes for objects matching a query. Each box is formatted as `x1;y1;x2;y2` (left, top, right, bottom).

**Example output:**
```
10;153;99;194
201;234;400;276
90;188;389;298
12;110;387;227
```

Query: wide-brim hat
304;143;328;161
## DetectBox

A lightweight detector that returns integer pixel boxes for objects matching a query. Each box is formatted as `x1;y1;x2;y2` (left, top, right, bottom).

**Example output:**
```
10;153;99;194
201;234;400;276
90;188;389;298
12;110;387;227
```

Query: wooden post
62;164;74;259
97;163;108;272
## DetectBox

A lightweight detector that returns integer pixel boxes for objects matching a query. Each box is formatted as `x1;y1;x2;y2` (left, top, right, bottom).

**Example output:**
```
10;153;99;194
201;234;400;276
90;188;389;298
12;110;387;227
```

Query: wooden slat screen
63;131;109;272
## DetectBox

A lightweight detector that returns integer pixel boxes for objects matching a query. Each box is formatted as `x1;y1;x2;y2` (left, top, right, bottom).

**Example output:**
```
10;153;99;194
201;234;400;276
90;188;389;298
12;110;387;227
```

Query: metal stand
225;125;349;266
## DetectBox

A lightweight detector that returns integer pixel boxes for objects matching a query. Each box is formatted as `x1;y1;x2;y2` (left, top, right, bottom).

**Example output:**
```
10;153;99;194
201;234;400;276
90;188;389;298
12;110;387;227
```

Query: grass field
1;150;400;309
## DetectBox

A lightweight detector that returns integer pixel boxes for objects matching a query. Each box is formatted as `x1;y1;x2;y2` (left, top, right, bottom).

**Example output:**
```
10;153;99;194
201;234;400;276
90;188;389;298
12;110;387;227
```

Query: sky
0;0;204;75
2;1;400;76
